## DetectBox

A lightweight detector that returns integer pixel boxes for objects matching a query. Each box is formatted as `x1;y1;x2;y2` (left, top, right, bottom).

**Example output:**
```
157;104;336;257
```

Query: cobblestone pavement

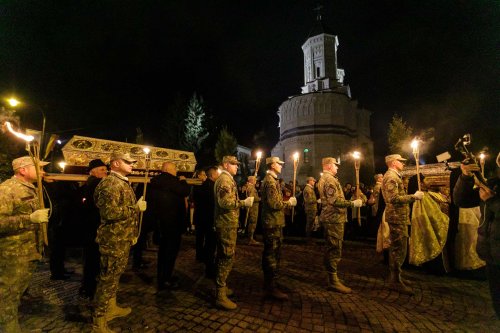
19;235;500;332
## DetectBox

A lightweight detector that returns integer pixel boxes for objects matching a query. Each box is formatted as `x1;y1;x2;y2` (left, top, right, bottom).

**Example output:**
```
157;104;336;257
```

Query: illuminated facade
271;18;374;184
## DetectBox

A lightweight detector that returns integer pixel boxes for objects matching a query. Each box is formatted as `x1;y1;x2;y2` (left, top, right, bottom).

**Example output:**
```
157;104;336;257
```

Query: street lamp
7;97;47;154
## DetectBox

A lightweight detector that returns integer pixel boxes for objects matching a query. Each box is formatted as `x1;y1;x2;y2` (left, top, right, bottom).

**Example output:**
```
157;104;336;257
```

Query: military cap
306;176;316;182
385;154;407;164
322;157;340;165
247;175;256;182
88;159;107;172
266;156;285;165
222;155;240;164
12;156;49;171
110;152;137;163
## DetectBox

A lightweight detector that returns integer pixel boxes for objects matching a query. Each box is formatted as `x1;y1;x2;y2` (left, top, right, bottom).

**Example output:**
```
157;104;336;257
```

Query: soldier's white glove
317;199;321;204
136;196;147;212
30;209;49;223
351;199;363;208
287;197;297;207
413;191;424;200
243;196;254;207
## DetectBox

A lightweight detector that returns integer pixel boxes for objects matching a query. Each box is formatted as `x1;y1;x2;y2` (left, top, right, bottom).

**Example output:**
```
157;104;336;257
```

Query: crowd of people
0;151;499;332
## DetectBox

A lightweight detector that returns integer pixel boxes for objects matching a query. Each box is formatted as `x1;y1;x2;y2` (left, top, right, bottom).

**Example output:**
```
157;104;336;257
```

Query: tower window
316;67;321;78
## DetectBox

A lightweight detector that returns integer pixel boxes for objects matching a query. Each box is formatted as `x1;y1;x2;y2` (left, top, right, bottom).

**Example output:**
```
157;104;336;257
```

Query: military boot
106;297;131;322
215;287;237;310
3;319;22;333
91;316;115;333
387;270;414;296
264;279;289;300
328;273;352;294
248;238;261;245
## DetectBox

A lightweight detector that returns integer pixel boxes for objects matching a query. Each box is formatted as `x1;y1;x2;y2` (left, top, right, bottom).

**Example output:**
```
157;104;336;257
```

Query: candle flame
479;153;485;161
352;151;361;159
293;152;299;161
58;161;66;170
256;151;262;159
143;147;151;154
4;121;34;142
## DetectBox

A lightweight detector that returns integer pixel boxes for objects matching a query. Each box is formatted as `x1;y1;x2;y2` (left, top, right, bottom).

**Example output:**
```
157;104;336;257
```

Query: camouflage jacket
261;172;290;229
214;171;242;228
318;171;352;224
382;168;415;225
303;184;317;212
246;183;260;214
0;176;42;261
94;171;139;248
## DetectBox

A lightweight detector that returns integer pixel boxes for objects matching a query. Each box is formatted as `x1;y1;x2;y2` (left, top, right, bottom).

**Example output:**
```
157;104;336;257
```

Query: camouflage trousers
247;206;259;235
215;227;237;288
262;227;283;282
323;223;344;274
388;224;408;273
93;242;131;317
305;208;317;237
0;258;36;325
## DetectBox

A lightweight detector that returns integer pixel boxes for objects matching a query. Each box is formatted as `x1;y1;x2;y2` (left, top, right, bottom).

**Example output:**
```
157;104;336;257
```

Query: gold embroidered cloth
409;192;449;265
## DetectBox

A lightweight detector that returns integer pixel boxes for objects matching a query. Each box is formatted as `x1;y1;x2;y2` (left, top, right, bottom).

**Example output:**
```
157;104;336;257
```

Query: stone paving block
15;236;500;332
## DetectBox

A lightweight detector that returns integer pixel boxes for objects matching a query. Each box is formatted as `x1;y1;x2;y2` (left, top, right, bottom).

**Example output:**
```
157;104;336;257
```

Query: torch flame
4;121;34;142
411;139;419;151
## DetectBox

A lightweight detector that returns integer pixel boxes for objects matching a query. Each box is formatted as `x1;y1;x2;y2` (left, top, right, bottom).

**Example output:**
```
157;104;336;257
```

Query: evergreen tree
160;94;188;149
214;127;237;164
387;115;413;156
182;93;209;153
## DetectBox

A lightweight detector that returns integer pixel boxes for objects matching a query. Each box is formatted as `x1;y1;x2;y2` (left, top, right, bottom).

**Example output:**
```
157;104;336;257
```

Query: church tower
271;9;374;184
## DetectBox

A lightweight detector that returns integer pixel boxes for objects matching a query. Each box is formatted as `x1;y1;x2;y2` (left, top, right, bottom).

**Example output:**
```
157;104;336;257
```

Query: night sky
1;1;498;169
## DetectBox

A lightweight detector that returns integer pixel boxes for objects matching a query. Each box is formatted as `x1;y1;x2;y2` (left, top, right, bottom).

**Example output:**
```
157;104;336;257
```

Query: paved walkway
19;235;500;332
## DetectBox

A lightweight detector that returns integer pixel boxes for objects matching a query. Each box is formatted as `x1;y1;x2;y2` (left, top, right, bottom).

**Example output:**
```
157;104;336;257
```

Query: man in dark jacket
453;153;500;318
193;166;219;277
80;159;107;298
150;161;191;291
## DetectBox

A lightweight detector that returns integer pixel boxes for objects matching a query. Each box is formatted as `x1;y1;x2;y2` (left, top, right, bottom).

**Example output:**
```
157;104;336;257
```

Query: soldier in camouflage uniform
382;154;423;295
260;156;297;300
0;156;49;333
317;157;363;294
92;153;147;332
214;156;254;310
246;175;261;245
303;176;318;244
